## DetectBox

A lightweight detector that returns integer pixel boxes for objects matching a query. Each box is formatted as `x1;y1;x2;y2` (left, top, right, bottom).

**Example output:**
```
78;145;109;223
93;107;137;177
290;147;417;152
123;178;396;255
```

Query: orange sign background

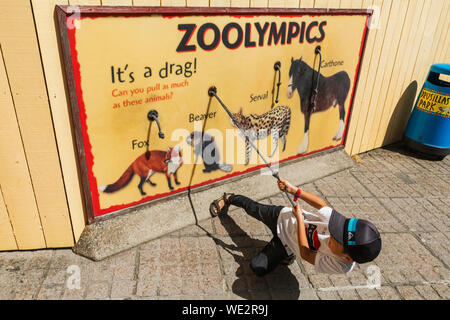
60;8;369;220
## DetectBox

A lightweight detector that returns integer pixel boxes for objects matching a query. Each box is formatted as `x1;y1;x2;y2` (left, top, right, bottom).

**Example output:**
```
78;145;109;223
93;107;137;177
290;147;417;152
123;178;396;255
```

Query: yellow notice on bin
416;88;450;118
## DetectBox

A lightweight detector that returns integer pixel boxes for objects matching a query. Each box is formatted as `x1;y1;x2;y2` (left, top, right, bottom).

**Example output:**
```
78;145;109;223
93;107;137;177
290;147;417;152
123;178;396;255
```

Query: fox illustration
99;145;183;196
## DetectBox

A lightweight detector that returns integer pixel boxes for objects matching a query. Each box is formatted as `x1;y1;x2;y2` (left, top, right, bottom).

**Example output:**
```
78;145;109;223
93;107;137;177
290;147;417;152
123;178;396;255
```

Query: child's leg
250;236;288;277
228;195;285;235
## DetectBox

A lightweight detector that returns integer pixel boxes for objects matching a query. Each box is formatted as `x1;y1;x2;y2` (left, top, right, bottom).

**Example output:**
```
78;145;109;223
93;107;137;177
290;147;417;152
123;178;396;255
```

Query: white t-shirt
276;206;355;274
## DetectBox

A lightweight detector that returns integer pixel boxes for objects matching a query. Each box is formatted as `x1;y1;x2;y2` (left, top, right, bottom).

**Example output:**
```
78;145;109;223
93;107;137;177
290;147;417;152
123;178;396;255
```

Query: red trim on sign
67;20;102;216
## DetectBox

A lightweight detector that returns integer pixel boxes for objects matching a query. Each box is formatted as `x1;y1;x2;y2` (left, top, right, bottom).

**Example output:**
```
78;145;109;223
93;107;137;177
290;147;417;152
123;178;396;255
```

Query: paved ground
1;143;449;300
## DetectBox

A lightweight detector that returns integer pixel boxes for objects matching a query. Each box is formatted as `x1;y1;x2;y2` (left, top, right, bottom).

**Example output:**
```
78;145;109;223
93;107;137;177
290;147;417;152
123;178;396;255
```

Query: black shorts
228;195;292;277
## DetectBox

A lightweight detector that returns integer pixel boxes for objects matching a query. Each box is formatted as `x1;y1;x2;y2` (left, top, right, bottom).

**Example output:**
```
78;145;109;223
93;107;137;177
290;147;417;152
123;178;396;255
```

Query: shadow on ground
382;81;417;146
187;184;300;299
211;213;300;300
383;141;447;161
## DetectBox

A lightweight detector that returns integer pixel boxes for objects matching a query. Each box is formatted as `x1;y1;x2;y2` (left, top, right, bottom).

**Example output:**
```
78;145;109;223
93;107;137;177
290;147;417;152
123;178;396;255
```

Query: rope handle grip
208;86;298;210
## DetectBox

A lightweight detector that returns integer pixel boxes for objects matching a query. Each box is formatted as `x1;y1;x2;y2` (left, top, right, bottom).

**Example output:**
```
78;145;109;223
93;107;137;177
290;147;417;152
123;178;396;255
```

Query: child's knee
250;255;269;277
250;263;267;277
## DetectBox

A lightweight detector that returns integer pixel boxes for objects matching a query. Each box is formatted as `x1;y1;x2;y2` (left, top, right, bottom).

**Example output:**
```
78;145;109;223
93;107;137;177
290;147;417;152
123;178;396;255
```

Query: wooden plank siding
161;0;187;6
0;0;448;250
187;0;209;7
345;0;386;154
133;1;162;6
299;0;315;8
0;185;17;250
346;0;450;154
373;0;425;148
0;0;74;249
0;51;28;251
231;0;250;7
0;6;48;251
359;0;408;153
210;0;231;7
268;1;300;8
373;0;428;146
102;0;133;5
30;0;89;245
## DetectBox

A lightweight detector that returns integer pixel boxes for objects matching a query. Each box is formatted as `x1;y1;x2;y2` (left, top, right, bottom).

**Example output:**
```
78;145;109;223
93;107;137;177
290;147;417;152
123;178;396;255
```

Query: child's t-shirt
276;206;355;274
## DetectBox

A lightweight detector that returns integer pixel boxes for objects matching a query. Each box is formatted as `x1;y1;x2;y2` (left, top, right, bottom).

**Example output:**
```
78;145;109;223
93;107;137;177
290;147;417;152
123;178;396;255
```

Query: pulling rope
274;61;282;106
187;95;216;225
311;46;322;113
208;86;297;209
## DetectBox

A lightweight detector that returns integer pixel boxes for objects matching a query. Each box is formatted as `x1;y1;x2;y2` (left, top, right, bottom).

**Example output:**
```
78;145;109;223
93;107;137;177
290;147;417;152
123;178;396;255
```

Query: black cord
312;46;322;112
274;61;282;104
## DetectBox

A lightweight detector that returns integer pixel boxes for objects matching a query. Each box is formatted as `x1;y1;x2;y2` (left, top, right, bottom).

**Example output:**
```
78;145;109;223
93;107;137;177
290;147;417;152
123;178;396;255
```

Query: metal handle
274;61;282;104
145;109;165;159
147;110;165;139
311;46;322;112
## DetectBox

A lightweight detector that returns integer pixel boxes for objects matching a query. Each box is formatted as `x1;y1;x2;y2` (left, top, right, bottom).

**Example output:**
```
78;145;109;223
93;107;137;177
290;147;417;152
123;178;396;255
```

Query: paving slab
74;147;354;261
1;143;449;300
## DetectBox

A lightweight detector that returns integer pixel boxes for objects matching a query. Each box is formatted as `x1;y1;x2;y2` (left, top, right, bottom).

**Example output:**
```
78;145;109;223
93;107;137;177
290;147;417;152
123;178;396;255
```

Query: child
209;178;381;276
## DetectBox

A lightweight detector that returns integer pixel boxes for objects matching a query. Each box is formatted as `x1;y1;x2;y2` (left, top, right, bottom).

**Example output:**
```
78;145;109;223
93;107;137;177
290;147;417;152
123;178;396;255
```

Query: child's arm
293;203;316;265
277;178;327;210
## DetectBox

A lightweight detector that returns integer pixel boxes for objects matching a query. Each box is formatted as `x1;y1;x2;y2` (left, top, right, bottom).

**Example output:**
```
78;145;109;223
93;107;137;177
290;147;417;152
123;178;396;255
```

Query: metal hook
208;86;217;97
147;110;165;139
145;109;165;159
311;46;322;113
274;61;282;104
315;45;321;55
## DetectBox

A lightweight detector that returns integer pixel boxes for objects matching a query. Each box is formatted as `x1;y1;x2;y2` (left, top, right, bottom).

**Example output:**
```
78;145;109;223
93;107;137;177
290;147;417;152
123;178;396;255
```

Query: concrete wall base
73;147;354;261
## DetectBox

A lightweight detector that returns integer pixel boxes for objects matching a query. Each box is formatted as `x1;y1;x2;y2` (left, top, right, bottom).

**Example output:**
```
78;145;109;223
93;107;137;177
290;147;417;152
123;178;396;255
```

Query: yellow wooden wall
0;0;448;251
0;0;75;250
344;0;450;155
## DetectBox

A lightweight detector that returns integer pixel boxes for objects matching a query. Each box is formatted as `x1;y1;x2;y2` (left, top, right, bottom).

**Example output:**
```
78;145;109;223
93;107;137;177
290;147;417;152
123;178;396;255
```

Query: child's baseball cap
329;210;382;263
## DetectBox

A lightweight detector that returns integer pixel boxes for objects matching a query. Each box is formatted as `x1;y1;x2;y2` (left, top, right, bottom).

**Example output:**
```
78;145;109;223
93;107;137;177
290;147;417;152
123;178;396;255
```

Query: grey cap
329;210;382;264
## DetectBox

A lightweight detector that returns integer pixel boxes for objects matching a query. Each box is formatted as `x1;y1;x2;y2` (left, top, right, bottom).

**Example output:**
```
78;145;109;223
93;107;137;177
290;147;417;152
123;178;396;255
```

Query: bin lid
430;63;450;75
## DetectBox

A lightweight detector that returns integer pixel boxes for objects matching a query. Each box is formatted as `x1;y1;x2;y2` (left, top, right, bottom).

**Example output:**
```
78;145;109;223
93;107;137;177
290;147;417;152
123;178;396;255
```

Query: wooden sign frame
56;5;371;223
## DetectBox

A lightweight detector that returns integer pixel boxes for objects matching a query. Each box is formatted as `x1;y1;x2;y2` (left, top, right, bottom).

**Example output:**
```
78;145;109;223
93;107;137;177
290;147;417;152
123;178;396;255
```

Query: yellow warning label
416;88;450;118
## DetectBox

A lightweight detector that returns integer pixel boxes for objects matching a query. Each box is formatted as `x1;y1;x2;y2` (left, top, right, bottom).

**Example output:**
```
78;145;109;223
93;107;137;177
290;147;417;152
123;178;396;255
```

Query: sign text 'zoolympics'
176;20;327;52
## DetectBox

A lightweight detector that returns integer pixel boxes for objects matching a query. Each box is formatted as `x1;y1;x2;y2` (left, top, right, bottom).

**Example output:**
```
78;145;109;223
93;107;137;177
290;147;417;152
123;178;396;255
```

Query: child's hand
292;203;303;222
277;178;298;195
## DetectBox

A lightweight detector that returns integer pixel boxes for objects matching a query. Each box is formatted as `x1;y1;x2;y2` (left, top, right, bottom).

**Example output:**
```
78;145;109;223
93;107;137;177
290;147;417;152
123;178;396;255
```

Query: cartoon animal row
99;131;231;196
100;57;350;196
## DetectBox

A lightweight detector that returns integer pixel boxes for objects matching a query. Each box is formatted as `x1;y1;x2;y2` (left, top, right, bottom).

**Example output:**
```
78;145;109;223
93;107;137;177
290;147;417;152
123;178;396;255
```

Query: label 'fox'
99;145;183;196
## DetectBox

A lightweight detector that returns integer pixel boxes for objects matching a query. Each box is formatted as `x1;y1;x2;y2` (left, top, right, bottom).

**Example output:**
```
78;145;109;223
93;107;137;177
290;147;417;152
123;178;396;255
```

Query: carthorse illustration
287;53;350;154
230;105;291;165
186;131;232;173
